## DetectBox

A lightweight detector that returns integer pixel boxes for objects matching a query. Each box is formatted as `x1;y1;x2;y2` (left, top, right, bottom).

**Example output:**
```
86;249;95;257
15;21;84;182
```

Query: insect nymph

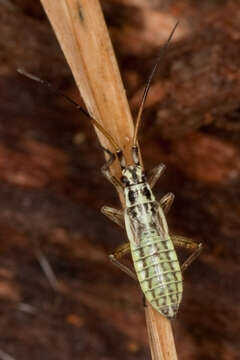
18;23;202;319
102;144;184;318
100;140;202;318
98;23;202;319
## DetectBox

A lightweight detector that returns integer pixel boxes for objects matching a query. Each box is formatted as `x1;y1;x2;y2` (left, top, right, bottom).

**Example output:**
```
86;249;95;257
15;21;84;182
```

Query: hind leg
171;235;203;272
109;242;137;281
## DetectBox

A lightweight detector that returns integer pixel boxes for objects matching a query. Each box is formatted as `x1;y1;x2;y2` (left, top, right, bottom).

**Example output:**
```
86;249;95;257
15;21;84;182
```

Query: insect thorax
121;165;155;207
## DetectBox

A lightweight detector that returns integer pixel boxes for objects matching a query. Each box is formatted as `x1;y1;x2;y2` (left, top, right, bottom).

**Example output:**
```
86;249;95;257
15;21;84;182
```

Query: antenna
133;21;179;146
17;68;120;152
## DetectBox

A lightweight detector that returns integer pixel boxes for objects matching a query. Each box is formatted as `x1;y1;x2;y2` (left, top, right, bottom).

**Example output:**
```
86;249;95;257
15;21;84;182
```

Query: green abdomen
130;235;183;319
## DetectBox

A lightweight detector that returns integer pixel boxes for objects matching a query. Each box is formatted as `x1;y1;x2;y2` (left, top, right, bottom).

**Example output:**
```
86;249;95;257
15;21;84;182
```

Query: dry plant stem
145;305;178;360
40;0;178;359
40;0;134;180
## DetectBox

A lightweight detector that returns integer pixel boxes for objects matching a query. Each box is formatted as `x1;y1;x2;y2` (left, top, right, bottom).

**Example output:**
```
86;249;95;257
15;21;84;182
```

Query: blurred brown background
0;0;239;359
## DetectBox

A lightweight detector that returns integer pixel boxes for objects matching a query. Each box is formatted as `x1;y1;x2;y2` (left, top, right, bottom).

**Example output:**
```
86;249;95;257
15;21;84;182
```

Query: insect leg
171;235;203;272
148;164;166;189
159;192;175;214
102;168;122;190
109;243;137;281
101;206;124;228
101;148;122;190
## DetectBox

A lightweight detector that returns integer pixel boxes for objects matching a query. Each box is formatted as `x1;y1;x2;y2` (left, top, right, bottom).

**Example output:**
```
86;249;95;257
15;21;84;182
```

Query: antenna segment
133;21;179;146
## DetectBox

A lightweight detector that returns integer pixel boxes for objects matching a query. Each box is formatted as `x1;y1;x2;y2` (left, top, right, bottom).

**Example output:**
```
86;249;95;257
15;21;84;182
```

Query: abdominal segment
131;236;183;319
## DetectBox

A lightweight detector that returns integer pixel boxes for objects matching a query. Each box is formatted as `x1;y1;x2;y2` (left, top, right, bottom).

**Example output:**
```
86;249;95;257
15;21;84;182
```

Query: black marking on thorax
126;183;155;208
128;189;136;204
142;186;151;200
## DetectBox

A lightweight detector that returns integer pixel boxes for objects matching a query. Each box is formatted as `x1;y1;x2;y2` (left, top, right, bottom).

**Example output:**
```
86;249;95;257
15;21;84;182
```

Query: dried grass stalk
40;0;178;358
40;0;134;179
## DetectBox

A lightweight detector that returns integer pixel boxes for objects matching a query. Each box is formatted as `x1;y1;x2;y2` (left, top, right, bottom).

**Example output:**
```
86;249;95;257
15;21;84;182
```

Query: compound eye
121;176;129;185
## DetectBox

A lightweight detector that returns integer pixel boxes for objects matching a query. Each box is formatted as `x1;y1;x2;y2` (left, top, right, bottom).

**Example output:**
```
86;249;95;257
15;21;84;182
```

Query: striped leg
148;164;166;189
109;242;137;281
159;192;175;215
101;206;124;228
171;235;203;272
102;167;122;191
